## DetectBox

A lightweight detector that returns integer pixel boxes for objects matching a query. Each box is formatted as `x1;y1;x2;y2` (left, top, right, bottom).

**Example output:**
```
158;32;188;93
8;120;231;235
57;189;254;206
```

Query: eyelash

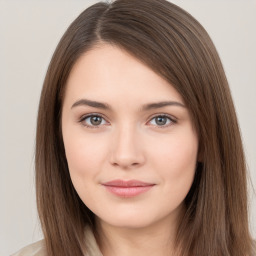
78;113;177;129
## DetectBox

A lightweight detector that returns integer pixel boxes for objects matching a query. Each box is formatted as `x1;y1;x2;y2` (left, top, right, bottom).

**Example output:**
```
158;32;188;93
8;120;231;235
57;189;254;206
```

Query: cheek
149;129;198;190
63;134;107;206
63;132;107;178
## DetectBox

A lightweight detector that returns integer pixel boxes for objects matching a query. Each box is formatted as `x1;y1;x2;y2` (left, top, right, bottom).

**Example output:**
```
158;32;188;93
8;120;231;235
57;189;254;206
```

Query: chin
96;208;173;230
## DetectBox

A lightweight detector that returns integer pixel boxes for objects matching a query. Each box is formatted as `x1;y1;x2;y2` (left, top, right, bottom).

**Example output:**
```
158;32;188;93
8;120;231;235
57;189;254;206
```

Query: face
61;43;198;230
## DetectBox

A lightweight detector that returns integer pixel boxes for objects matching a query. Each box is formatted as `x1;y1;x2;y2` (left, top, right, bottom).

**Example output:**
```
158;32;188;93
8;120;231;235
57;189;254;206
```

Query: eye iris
156;116;167;125
90;116;102;125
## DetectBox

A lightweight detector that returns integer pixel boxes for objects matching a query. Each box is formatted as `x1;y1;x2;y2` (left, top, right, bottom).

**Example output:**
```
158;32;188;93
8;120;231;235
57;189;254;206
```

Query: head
36;0;252;255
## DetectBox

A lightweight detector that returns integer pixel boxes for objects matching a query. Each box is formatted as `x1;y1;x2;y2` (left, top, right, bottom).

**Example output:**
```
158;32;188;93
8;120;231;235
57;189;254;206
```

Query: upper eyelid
149;113;176;120
79;113;108;121
79;113;176;121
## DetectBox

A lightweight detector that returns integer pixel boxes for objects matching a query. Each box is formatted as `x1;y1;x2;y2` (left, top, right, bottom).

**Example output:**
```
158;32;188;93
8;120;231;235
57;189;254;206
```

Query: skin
61;43;199;256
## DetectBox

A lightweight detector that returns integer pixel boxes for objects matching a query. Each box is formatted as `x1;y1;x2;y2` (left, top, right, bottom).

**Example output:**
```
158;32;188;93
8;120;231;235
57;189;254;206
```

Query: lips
102;179;155;198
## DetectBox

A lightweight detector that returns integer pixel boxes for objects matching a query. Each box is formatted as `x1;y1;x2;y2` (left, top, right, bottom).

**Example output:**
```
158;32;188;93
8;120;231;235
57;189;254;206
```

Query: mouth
101;179;155;198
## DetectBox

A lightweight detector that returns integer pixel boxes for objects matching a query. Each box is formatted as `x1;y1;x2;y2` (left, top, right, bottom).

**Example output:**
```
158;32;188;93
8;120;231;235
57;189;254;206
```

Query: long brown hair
36;0;254;255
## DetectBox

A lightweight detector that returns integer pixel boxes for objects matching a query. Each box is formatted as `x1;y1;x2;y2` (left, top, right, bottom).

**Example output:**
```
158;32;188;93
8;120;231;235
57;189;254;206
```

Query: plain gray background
1;0;256;255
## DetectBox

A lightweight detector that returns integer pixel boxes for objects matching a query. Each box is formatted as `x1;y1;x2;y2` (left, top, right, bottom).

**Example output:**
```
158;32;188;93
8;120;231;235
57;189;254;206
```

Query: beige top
11;227;256;256
11;226;103;256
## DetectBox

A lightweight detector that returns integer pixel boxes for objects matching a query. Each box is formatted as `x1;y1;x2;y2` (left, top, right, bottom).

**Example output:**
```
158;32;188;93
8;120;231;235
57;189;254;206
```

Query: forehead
64;43;184;108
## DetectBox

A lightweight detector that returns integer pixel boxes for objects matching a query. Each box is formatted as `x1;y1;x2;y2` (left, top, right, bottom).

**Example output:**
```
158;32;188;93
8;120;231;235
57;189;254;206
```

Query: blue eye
80;114;108;128
149;115;175;127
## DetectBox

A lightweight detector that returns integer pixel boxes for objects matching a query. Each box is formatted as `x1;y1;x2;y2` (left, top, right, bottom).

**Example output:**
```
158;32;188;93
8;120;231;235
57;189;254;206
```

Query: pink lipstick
102;179;155;198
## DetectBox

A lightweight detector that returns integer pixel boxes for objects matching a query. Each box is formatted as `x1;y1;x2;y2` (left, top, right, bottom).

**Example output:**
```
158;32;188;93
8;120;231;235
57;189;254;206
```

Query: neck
95;207;184;256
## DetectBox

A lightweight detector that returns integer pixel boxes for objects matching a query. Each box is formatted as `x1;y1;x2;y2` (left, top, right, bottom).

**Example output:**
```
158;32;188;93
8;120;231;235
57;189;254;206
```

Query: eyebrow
71;99;111;110
71;98;185;111
141;101;185;111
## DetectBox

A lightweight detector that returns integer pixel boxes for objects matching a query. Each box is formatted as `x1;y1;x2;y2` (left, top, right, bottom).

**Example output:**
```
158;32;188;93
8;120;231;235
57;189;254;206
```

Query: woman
12;0;255;255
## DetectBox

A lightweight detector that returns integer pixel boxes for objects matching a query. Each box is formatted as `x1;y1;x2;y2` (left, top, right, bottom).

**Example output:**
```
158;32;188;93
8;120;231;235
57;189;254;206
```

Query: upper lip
102;179;155;187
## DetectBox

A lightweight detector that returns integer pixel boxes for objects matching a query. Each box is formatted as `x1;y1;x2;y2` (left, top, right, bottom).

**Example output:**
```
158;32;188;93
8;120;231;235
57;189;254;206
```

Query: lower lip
103;185;154;198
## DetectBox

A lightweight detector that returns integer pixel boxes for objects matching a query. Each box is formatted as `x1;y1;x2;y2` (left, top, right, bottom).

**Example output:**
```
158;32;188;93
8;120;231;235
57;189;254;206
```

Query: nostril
110;156;144;169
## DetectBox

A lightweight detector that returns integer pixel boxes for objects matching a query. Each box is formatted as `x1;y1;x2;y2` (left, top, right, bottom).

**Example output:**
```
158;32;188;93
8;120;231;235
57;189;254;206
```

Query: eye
79;114;108;128
148;114;176;127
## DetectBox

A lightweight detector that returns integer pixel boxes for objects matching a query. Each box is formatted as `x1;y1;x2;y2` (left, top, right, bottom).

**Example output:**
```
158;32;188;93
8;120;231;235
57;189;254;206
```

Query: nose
109;125;145;169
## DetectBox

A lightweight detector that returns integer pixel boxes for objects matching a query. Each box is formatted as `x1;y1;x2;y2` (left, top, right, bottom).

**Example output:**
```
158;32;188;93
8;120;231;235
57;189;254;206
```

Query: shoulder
11;240;46;256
